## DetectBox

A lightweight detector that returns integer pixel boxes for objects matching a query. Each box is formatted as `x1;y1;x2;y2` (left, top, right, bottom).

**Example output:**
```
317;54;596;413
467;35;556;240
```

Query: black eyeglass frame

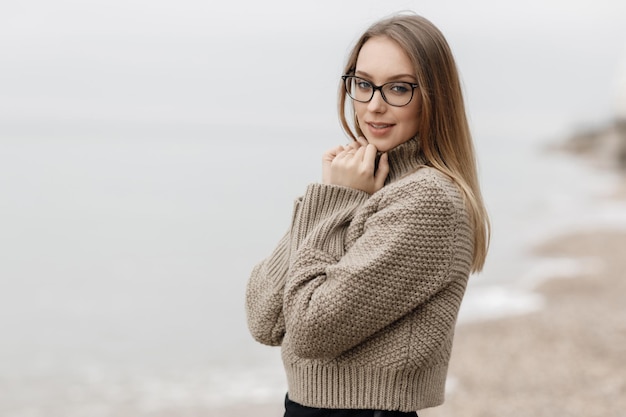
341;75;419;107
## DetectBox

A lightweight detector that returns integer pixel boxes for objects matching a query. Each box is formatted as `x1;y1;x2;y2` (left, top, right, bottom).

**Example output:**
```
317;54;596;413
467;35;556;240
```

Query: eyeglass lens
345;76;414;107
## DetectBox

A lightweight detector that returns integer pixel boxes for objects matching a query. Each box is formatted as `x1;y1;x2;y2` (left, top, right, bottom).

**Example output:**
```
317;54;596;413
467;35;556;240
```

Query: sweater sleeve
245;196;305;346
283;178;462;359
245;184;369;347
245;230;290;346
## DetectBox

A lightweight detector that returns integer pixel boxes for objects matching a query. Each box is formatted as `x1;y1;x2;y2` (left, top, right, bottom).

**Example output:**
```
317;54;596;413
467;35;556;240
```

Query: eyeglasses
342;75;418;107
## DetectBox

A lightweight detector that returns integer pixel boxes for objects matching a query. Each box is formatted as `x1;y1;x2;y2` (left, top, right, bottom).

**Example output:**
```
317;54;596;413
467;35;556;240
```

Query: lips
367;122;394;129
365;122;395;137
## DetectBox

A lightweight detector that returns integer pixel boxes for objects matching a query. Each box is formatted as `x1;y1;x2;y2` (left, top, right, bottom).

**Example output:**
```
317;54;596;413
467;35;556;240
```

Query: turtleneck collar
384;136;428;185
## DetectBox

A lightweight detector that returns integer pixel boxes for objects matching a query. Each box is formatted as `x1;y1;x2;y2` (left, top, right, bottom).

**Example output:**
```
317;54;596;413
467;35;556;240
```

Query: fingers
345;140;359;151
359;144;389;193
328;137;369;161
355;136;369;147
343;136;367;152
336;144;363;160
322;145;347;184
323;145;346;162
362;144;378;170
329;145;347;155
326;142;388;194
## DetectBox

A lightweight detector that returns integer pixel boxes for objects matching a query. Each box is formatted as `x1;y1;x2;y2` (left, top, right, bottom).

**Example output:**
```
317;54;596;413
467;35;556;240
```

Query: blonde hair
338;13;490;273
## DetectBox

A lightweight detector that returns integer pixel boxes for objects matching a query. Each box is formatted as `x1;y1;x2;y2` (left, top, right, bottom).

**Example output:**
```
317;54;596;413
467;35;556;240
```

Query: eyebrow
355;70;417;82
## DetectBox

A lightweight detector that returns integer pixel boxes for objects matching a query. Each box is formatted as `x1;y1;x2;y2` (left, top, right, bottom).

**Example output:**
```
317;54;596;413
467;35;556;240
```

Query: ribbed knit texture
245;137;474;412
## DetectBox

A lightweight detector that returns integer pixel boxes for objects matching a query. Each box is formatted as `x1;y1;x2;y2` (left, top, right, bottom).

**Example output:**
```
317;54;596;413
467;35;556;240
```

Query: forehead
355;36;414;81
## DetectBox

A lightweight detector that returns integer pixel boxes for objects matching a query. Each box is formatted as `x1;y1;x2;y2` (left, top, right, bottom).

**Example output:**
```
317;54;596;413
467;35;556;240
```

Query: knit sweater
245;137;474;412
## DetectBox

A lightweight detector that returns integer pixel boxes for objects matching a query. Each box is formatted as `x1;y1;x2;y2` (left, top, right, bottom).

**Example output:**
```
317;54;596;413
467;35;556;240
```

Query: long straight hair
338;14;490;272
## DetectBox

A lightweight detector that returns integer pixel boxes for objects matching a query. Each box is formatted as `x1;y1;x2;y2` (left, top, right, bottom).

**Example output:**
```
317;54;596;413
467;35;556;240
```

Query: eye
387;83;411;95
355;79;373;91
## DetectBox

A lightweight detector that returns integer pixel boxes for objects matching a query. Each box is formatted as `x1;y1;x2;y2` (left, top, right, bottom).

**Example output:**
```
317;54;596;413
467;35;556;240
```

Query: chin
365;138;397;153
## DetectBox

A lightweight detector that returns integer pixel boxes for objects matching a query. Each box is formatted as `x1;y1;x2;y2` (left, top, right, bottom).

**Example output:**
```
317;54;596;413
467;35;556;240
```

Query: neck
384;136;427;184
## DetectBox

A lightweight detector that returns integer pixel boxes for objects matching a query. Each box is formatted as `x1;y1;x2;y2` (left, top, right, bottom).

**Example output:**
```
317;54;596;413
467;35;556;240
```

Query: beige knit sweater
245;137;473;412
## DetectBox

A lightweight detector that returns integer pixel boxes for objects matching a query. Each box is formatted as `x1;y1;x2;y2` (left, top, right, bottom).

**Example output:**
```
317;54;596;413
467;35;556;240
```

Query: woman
246;13;490;416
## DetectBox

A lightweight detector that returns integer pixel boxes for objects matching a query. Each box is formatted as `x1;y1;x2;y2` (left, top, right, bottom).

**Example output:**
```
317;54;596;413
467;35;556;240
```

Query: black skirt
284;394;418;417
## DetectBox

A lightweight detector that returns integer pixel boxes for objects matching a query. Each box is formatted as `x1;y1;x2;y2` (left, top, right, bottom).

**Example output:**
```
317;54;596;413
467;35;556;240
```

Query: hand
322;137;389;194
322;138;363;184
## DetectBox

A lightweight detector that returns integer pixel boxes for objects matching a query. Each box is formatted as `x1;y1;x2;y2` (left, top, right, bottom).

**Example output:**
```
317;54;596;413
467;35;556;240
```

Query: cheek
396;109;415;126
400;104;420;133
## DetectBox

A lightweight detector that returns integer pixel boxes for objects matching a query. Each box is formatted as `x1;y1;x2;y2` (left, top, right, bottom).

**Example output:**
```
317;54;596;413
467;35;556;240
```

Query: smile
368;123;394;129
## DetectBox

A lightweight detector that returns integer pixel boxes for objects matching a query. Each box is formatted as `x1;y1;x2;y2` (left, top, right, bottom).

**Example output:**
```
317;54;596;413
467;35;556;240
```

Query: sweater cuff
291;183;369;256
264;232;291;291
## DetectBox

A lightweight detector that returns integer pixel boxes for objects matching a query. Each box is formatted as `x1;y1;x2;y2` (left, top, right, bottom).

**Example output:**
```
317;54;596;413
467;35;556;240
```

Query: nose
367;89;386;113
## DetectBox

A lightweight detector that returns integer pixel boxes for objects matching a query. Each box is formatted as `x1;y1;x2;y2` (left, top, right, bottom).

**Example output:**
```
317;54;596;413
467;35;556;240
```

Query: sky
1;0;625;141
